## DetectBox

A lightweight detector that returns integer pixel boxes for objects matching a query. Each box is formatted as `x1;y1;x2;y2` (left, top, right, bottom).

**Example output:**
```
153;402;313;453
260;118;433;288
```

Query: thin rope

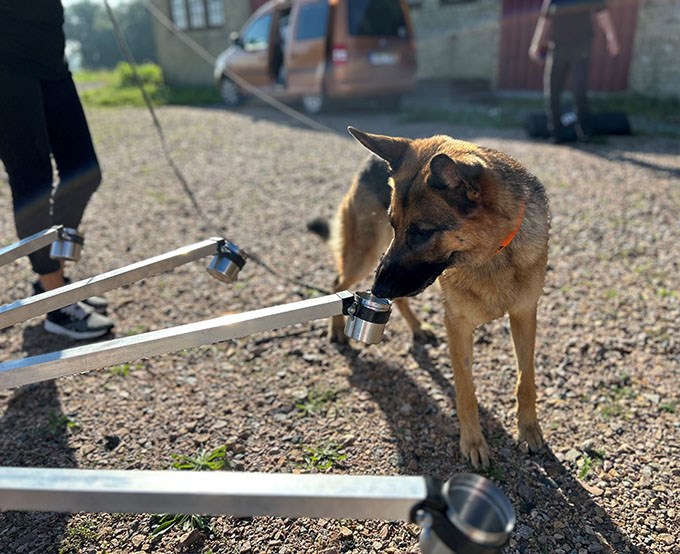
102;0;332;295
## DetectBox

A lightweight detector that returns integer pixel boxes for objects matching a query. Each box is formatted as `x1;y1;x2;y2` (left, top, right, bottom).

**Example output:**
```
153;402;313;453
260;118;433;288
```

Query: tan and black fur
310;127;550;468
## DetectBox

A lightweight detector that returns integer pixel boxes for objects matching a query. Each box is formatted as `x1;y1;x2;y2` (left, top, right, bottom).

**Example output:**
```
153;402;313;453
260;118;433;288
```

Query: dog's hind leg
443;311;489;468
509;305;544;452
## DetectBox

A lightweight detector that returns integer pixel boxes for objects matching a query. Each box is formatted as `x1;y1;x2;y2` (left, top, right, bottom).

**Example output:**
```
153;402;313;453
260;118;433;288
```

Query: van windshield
347;0;407;37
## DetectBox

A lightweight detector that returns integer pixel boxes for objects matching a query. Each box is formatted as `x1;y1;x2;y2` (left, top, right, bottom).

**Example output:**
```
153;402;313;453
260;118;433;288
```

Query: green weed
149;446;232;540
300;442;347;472
170;445;232;471
149;513;211;540
480;464;506;483
59;520;98;554
48;412;78;435
295;389;337;417
109;363;131;377
579;449;605;479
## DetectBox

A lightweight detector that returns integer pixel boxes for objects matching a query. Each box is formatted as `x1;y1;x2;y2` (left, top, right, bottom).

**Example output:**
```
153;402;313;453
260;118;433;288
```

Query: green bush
114;61;164;88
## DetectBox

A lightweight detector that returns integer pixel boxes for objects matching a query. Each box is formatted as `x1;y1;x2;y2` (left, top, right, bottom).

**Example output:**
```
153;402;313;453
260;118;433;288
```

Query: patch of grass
74;64;220;108
598;381;635;420
655;287;677;298
480;464;506;483
170;444;232;471
295;388;337;417
73;69;116;85
150;513;211;541
165;85;221;106
109;363;131;377
48;412;78;435
124;324;149;336
660;403;676;414
300;441;347;472
59;520;98;554
149;446;232;540
579;449;605;480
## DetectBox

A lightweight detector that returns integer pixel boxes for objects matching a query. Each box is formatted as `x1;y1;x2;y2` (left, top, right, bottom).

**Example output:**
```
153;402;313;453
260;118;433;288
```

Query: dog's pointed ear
348;126;411;171
429;153;483;203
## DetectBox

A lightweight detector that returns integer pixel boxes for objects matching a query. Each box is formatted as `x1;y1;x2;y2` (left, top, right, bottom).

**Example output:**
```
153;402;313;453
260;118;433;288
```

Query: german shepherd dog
309;127;550;467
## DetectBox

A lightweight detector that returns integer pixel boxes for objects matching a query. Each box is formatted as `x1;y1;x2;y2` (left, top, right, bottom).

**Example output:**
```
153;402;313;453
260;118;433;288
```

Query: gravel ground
0;103;678;554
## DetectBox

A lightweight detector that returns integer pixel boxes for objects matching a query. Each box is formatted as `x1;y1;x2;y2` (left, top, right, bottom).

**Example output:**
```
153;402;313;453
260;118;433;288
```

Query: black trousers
0;70;101;275
544;43;592;137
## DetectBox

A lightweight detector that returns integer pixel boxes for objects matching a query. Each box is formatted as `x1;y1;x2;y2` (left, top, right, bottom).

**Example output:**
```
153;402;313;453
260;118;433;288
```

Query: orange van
213;0;417;113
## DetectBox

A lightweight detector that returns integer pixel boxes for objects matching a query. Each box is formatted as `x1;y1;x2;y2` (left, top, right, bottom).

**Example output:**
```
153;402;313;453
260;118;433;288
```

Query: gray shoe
44;302;114;340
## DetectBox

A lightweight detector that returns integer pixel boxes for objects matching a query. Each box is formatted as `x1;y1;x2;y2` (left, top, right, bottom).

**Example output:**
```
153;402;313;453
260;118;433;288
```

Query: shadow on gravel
0;324;80;553
338;344;645;554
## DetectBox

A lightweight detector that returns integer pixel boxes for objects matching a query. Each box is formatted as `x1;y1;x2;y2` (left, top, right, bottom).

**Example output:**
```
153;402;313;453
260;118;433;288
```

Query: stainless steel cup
343;291;392;344
207;240;246;283
49;227;83;262
418;473;515;554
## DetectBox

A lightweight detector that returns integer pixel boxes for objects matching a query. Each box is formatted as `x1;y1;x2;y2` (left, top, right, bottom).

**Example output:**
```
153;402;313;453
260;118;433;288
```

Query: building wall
628;0;680;99
150;0;679;98
409;0;501;87
149;0;251;86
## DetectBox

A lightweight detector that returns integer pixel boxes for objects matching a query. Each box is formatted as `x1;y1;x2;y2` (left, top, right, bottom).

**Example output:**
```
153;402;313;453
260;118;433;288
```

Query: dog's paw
329;329;348;344
328;316;348;344
460;435;490;469
412;323;438;345
518;421;544;452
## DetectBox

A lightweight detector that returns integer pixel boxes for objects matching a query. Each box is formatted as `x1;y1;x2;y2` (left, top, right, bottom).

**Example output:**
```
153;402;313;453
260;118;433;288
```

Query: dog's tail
306;217;330;242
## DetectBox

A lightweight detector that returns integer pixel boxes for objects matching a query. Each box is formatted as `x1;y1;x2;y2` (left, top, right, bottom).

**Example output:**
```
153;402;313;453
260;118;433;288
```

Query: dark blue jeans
0;70;101;275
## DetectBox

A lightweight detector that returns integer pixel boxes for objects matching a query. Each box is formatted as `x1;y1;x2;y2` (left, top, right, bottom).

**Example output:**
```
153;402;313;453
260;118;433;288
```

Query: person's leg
0;72;62;277
0;72;113;339
571;46;593;139
545;45;568;139
43;75;102;231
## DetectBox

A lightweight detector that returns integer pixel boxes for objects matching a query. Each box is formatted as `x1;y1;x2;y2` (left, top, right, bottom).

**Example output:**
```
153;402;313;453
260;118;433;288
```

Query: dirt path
0;104;678;554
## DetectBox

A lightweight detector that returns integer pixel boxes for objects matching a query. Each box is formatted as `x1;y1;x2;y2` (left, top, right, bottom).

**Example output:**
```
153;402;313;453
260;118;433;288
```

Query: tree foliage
63;0;157;70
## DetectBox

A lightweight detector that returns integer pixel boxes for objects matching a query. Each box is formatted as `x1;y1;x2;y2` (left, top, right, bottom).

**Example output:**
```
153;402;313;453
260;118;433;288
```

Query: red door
498;0;639;91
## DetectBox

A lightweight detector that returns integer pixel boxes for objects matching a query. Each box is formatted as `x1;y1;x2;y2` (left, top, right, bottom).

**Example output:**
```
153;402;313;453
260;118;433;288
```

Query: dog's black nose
372;262;401;299
371;280;393;299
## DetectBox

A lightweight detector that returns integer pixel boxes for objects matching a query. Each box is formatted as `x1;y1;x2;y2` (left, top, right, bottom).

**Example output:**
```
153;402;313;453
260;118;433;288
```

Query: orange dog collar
496;202;526;254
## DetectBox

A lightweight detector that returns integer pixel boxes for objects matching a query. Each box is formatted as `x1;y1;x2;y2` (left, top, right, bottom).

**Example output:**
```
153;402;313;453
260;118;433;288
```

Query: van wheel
302;94;324;114
219;78;241;107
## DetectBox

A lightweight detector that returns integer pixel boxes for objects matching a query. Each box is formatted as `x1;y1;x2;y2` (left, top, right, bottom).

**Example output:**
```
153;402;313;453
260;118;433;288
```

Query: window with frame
241;13;273;52
170;0;225;30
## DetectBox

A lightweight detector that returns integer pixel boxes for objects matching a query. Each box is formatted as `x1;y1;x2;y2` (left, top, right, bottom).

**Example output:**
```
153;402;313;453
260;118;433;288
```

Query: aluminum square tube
0;467;426;521
0;291;353;390
0;226;62;269
0;237;226;330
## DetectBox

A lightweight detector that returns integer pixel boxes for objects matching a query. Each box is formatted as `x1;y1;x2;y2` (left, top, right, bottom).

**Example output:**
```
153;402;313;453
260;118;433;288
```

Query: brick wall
628;0;680;99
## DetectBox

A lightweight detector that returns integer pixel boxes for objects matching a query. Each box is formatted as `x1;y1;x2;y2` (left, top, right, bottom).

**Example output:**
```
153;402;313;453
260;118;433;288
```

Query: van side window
347;0;408;37
242;13;273;52
295;2;330;40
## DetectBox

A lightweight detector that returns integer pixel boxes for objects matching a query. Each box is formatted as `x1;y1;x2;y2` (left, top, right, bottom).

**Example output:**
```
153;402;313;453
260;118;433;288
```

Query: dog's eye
408;225;436;248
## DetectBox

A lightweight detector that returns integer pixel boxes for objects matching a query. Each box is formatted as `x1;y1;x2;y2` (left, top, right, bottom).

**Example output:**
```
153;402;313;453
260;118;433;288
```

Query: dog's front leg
509;305;544;452
444;311;489;468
